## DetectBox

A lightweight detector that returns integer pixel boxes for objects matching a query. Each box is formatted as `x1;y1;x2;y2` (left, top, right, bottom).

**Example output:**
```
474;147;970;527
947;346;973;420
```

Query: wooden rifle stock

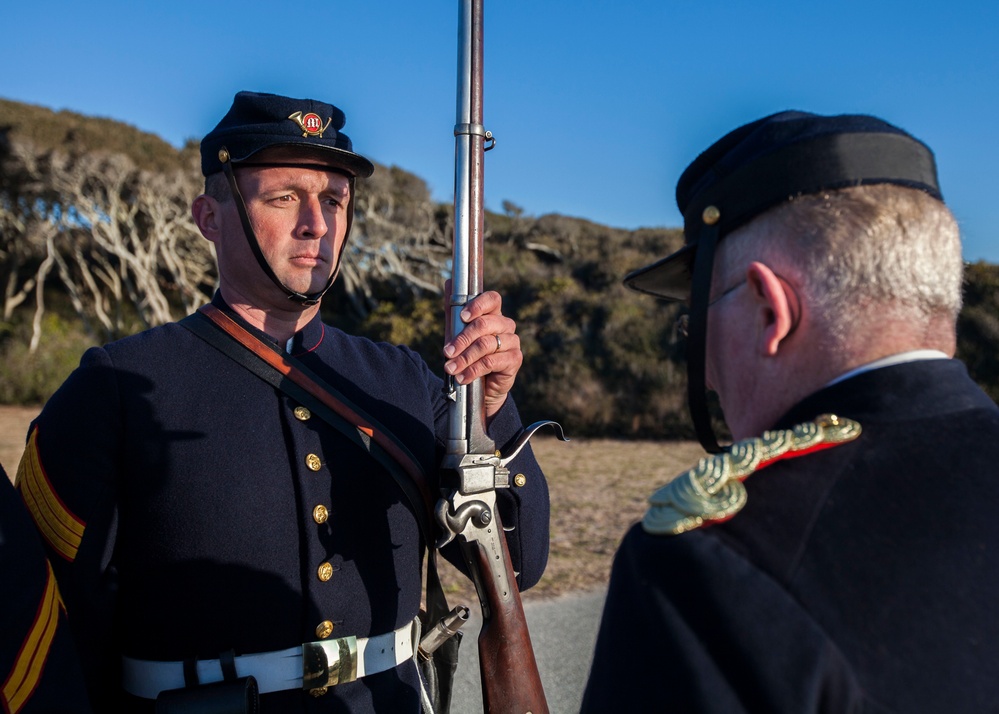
436;1;551;712
471;511;548;713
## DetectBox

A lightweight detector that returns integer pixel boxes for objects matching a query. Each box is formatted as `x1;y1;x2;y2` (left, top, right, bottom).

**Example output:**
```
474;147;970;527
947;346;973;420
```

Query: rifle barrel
442;2;551;712
449;0;491;456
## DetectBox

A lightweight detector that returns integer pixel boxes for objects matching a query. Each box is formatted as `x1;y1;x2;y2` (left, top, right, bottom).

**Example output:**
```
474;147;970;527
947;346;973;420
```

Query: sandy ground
0;404;704;599
508;434;703;599
0;405;40;482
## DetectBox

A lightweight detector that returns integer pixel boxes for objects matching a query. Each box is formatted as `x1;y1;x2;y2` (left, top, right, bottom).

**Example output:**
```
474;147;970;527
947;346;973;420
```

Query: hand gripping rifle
433;1;564;712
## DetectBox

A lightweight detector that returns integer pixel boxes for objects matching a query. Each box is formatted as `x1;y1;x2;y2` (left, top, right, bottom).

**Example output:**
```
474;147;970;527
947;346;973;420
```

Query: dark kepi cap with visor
199;91;374;307
623;110;943;301
624;110;944;454
200;91;374;178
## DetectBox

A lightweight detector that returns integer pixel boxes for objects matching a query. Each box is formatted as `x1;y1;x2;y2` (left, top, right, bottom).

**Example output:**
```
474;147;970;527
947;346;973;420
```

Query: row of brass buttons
295;402;336;692
307;440;330;586
301;409;330;533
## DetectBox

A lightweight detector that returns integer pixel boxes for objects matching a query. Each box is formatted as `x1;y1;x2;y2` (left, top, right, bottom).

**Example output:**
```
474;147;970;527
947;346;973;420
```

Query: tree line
1;98;997;438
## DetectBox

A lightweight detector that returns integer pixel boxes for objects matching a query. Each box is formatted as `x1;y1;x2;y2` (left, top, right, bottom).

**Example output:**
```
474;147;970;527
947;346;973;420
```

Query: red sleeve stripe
1;561;63;714
15;428;85;562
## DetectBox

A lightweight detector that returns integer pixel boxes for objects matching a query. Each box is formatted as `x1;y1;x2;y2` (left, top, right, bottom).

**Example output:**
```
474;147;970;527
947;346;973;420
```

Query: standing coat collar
208;292;326;356
776;359;995;431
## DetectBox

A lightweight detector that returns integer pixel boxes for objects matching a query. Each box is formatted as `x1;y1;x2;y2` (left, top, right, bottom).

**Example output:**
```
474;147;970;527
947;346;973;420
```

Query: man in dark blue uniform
16;91;549;712
1;463;91;714
582;111;999;712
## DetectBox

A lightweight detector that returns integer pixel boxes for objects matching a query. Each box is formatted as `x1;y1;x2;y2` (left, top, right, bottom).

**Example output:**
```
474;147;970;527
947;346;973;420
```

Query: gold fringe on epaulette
643;414;861;536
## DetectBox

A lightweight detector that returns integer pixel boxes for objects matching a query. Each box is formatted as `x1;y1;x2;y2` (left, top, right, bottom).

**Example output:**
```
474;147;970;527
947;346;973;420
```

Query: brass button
317;562;333;582
313;505;329;524
309;687;328;697
316;620;334;639
702;205;721;225
513;473;527;487
306;454;322;471
294;406;311;421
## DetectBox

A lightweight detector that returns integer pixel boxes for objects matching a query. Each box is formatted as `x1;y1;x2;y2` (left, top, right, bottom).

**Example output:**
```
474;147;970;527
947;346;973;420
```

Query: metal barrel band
453;122;488;137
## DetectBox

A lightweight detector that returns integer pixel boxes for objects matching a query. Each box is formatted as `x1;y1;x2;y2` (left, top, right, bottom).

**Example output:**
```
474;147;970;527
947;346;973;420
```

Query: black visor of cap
623;112;942;301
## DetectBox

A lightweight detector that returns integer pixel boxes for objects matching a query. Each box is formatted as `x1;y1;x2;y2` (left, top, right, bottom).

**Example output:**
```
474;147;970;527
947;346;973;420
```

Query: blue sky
4;1;997;262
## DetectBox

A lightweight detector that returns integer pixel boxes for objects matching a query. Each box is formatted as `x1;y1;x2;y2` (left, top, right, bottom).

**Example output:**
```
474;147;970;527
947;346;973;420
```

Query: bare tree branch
1;134;458;351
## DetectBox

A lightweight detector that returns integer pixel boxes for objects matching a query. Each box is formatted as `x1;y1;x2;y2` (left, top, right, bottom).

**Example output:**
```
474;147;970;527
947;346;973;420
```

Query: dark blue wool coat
20;296;549;712
1;466;92;714
582;359;999;713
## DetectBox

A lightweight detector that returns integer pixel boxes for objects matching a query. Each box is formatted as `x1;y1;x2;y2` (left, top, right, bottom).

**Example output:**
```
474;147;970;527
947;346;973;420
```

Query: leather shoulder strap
181;305;454;621
180;305;436;529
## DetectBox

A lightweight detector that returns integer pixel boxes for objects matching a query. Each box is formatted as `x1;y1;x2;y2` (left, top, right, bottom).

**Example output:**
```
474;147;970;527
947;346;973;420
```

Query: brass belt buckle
302;636;359;694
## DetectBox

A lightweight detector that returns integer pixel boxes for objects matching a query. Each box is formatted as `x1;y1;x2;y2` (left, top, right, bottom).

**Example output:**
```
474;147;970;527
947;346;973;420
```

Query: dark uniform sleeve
581;524;868;714
2;464;93;713
485;397;550;591
15;347;123;710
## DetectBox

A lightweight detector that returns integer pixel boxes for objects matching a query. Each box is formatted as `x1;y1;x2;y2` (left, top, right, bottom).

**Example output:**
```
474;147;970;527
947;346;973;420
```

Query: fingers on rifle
461;290;503;321
446;332;522;384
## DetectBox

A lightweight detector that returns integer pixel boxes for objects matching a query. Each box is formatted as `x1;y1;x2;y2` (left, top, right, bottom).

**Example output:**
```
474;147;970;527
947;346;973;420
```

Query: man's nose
297;197;328;237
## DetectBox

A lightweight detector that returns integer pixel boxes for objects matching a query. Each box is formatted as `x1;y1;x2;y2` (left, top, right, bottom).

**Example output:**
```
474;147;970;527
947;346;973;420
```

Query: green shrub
0;314;97;405
958;261;999;402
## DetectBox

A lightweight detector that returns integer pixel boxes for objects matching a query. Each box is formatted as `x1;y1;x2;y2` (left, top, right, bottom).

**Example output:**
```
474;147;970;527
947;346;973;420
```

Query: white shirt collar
825;350;950;388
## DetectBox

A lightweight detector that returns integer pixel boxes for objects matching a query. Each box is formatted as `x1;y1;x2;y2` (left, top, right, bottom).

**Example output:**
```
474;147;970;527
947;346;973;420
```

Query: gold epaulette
643;414;861;536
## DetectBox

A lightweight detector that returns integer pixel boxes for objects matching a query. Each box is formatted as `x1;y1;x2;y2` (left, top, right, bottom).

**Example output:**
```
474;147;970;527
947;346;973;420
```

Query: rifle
434;1;564;712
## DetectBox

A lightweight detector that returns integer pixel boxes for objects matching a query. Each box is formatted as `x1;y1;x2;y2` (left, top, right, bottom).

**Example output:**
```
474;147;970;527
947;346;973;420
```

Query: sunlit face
213;149;351;308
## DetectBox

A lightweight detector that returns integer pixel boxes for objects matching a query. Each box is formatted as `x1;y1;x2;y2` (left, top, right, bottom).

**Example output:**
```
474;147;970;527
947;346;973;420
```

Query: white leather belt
121;620;418;699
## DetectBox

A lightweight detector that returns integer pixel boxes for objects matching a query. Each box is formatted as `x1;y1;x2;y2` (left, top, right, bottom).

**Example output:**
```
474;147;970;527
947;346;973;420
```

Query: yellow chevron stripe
2;561;63;714
15;428;85;562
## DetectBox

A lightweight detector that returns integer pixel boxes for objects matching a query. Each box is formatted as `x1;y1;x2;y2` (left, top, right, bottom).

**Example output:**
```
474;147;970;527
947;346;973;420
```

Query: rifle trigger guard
499;420;569;467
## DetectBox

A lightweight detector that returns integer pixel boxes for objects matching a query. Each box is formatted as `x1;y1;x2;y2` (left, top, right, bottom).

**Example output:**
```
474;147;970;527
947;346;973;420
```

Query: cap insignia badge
288;111;333;138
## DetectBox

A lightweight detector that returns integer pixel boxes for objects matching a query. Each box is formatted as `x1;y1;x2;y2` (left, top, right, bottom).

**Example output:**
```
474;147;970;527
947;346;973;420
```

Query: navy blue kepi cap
200;91;375;178
624;110;943;301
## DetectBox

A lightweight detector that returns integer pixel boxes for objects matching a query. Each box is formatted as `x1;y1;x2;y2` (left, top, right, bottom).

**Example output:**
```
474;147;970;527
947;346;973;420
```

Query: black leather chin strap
686;222;724;454
220;149;354;307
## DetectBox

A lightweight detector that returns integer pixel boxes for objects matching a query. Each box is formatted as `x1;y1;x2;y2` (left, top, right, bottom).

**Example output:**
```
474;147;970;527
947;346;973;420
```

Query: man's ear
191;195;223;244
746;261;796;356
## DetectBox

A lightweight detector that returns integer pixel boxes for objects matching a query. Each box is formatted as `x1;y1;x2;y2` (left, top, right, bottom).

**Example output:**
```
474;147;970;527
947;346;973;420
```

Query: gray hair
718;184;963;343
